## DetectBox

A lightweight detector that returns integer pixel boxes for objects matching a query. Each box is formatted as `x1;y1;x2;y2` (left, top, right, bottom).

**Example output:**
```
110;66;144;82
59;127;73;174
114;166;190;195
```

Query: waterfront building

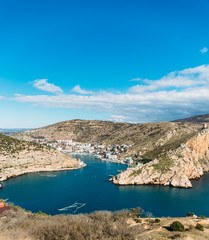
125;158;133;165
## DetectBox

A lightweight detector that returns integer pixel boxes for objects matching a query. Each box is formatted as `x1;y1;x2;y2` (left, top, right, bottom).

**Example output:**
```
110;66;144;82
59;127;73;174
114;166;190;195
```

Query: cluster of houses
31;137;136;166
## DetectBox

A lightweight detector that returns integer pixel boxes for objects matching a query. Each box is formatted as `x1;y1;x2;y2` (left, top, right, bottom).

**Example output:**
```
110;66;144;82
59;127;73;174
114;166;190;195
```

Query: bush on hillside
196;223;204;231
130;207;144;218
154;218;161;223
186;212;194;217
170;221;185;232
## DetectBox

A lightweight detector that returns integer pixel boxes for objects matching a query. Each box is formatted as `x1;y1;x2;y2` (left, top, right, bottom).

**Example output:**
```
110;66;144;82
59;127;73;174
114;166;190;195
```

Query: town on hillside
30;137;141;166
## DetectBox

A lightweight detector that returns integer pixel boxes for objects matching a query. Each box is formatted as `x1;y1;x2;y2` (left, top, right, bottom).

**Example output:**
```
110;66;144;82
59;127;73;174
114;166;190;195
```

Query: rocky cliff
112;130;209;188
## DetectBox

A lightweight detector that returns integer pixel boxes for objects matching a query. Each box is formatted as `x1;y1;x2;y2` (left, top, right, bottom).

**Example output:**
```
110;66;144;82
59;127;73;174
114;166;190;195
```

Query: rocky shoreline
0;162;86;182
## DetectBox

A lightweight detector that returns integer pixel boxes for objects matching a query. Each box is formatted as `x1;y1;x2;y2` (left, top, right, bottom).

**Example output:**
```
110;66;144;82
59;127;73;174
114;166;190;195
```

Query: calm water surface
1;154;209;217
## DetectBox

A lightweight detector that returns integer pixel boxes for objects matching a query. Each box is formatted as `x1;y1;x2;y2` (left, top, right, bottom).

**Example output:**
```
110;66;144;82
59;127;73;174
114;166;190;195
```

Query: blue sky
1;0;209;128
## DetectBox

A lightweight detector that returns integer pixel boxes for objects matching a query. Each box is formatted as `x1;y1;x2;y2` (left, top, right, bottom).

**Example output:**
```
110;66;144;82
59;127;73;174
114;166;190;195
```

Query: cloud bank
12;65;209;123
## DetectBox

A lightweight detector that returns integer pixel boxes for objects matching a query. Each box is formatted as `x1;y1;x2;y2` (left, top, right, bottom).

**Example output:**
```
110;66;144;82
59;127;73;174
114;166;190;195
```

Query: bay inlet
1;154;209;217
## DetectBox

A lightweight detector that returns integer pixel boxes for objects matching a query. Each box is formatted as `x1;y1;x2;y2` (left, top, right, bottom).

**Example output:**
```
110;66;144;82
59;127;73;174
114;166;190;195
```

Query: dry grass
1;206;209;240
0;207;144;240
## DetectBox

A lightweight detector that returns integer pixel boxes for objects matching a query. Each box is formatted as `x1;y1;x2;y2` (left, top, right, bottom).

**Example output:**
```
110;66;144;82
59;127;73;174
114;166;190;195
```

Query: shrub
130;207;144;218
154;218;161;223
186;212;194;217
196;223;204;231
34;210;47;216
134;218;142;223
199;215;206;219
170;221;185;232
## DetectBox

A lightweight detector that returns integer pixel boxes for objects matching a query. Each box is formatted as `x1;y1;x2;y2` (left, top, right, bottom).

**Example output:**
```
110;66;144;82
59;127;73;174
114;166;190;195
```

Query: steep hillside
0;134;83;181
13;119;197;158
112;129;209;188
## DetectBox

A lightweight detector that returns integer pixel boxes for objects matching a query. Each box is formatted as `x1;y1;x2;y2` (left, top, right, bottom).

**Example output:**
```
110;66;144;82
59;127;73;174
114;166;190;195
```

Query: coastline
70;152;128;165
0;163;86;183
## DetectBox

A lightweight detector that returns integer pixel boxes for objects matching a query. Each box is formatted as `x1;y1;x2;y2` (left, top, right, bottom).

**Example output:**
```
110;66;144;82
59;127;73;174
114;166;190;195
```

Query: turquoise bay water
1;154;209;217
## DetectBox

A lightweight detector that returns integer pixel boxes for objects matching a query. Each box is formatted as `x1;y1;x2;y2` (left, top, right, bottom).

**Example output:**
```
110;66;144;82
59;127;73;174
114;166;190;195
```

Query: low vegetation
153;154;174;173
1;206;145;240
170;221;185;232
140;133;196;163
186;212;195;217
0;134;51;155
154;218;161;223
196;223;204;231
1;206;209;240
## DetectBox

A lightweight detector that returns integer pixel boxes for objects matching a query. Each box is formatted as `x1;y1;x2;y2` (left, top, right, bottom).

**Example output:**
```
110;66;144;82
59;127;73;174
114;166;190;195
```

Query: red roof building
0;202;4;208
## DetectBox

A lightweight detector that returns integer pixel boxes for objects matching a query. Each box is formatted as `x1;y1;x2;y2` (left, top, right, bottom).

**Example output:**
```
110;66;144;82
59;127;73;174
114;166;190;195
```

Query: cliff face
112;130;209;188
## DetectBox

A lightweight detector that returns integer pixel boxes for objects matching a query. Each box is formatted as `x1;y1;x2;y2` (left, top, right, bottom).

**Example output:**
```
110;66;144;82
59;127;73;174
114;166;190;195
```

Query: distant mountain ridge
0;128;30;131
174;113;209;126
13;113;209;144
0;128;32;136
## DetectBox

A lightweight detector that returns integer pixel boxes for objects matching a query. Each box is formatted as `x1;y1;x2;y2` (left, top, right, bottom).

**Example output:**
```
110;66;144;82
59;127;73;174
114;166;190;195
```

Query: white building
81;143;91;148
109;155;118;161
56;139;72;145
57;147;63;151
125;158;133;165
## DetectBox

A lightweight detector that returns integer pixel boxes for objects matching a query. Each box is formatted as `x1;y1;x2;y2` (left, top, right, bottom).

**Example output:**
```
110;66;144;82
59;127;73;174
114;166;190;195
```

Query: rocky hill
13;119;197;157
112;129;209;188
0;134;83;182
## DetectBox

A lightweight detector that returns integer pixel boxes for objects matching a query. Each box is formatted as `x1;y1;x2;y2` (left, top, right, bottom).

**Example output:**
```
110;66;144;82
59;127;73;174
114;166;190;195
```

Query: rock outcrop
112;130;209;188
0;184;2;189
0;149;85;182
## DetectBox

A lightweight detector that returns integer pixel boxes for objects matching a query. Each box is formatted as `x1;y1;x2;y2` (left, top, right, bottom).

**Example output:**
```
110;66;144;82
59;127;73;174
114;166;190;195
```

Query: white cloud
200;47;208;54
11;65;209;123
33;79;63;93
109;115;129;122
72;85;94;95
129;65;209;93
